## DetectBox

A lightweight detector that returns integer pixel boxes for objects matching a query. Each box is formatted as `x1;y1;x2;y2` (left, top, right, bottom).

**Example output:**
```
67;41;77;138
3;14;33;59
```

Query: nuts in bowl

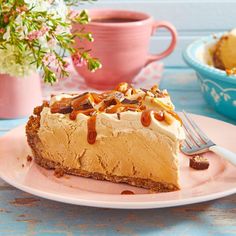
183;31;236;120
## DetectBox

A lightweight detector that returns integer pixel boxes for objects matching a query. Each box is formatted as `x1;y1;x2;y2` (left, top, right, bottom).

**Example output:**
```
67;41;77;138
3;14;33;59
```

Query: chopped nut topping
48;83;180;126
44;83;182;145
51;98;72;114
115;82;130;93
121;98;139;105
71;93;93;110
103;92;124;106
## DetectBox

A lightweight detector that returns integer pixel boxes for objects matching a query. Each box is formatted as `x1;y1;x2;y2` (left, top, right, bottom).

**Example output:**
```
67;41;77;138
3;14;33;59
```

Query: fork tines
181;110;214;150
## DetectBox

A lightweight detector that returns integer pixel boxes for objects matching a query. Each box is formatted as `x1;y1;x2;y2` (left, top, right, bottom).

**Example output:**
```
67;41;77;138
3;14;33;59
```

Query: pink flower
72;53;86;67
63;61;70;68
68;10;79;21
3;15;9;23
0;28;5;34
26;26;49;41
42;53;56;66
41;26;49;34
27;31;41;41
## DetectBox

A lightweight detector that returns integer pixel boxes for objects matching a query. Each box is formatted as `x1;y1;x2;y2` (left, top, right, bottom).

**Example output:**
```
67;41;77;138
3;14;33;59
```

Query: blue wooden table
0;68;235;236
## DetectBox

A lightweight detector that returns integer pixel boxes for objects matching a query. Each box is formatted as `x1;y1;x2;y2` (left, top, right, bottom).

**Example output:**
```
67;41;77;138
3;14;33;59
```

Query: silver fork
180;110;236;166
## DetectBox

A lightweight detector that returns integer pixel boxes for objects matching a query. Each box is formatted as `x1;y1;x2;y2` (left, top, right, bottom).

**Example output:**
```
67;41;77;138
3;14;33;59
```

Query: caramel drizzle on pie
69;109;96;120
121;190;135;195
49;83;182;144
141;110;165;127
87;115;97;144
141;110;152;127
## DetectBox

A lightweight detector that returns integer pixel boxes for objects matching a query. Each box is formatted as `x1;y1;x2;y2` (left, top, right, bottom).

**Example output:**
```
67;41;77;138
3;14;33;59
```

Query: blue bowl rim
183;32;236;85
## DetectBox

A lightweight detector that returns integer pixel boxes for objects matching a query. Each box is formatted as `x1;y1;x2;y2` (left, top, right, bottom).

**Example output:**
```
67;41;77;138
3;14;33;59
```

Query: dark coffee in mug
92;17;140;23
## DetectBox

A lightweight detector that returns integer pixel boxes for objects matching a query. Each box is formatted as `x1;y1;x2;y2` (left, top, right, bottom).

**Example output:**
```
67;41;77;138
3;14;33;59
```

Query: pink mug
72;9;177;90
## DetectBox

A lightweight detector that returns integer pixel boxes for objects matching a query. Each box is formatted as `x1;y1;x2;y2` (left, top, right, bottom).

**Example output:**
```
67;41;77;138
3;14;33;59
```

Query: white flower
24;0;51;12
0;45;36;77
15;15;28;40
55;25;69;34
15;15;22;24
3;27;10;40
47;38;57;48
210;88;220;103
24;0;67;19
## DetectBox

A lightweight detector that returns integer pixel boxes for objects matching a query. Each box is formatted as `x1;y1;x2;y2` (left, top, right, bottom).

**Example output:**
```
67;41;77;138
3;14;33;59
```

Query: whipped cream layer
40;106;184;142
46;83;184;142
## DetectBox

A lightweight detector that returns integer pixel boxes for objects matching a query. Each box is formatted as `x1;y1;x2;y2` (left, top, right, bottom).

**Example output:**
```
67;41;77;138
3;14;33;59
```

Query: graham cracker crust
26;102;179;193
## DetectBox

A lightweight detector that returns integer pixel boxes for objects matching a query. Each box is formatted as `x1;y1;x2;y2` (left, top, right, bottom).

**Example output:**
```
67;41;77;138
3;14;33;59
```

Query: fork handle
209;145;236;166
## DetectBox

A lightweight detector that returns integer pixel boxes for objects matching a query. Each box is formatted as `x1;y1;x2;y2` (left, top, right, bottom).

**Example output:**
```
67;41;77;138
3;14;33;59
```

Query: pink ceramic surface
0;114;235;209
0;73;43;118
72;9;177;90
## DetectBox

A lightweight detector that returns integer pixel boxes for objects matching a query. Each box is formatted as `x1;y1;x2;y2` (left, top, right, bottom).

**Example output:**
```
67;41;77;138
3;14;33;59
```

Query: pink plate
0;114;236;209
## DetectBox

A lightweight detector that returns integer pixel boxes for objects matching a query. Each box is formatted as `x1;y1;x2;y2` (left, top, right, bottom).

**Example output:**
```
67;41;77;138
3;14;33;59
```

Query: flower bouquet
0;0;101;118
0;0;101;83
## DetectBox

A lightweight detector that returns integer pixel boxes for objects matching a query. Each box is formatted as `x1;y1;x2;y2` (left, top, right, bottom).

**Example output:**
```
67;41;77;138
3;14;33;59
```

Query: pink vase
0;73;43;118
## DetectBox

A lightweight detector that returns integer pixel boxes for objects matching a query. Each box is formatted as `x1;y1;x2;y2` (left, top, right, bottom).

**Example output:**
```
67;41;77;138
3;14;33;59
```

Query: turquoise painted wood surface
0;69;235;235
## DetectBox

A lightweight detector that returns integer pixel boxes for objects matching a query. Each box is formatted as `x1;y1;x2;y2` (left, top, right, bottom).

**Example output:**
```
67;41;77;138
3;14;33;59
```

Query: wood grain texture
0;189;235;236
0;69;235;235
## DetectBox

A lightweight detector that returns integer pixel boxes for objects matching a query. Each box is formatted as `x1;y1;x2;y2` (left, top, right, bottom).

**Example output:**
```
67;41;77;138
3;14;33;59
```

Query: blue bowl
183;33;236;120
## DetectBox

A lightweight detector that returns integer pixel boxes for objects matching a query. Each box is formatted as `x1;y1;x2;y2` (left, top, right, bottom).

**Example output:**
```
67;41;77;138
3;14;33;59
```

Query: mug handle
145;21;177;66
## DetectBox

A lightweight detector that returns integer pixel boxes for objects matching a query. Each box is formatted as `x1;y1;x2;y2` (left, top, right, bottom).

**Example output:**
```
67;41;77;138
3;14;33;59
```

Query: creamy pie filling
35;83;185;189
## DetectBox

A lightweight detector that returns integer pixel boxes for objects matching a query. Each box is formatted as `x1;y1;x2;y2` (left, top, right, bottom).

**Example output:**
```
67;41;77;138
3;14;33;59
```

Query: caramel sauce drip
91;93;103;104
141;110;152;127
139;105;146;110
49;83;181;146
141;110;165;127
106;104;139;114
121;190;135;195
71;93;91;109
152;98;173;110
98;103;108;112
166;110;183;125
154;111;165;121
69;109;95;120
87;115;97;144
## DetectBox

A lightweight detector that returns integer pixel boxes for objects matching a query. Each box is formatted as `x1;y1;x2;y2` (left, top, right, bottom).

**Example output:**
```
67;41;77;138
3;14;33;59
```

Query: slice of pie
26;83;185;192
